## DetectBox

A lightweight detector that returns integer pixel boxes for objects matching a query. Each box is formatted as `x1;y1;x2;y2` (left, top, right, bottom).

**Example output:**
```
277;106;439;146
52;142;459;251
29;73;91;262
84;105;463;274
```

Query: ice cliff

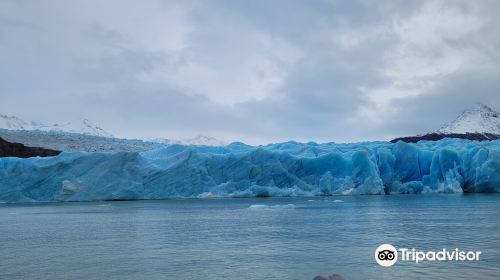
1;139;499;202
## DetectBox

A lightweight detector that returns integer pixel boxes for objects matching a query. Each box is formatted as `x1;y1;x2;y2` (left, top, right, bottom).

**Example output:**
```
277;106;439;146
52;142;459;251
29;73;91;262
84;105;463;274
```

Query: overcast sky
1;0;499;144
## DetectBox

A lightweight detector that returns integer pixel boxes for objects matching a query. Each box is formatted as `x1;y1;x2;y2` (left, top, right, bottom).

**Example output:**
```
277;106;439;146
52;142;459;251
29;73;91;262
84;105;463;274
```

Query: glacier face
1;139;499;202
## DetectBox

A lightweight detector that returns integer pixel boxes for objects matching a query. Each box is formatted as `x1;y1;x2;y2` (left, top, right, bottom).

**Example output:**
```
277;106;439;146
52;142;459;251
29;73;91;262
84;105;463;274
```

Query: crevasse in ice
1;139;499;202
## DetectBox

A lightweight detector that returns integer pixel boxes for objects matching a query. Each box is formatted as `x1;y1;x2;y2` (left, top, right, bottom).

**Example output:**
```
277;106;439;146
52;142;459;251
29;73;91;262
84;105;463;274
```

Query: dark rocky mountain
0;137;61;158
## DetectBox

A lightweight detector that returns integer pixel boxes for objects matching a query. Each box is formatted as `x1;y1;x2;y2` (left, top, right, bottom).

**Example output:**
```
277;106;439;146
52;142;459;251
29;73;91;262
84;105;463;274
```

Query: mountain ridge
0;115;113;138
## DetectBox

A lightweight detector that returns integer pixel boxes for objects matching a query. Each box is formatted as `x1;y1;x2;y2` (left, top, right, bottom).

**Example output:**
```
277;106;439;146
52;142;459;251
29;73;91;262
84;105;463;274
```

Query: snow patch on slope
0;114;33;130
35;118;113;138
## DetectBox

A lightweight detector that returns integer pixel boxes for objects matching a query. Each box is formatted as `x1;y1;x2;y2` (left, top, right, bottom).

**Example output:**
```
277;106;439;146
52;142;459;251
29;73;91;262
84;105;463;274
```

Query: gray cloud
0;0;499;144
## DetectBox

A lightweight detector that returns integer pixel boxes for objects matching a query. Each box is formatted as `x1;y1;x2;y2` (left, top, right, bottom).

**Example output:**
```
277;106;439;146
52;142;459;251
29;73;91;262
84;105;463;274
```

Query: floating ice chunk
197;192;217;199
248;204;296;209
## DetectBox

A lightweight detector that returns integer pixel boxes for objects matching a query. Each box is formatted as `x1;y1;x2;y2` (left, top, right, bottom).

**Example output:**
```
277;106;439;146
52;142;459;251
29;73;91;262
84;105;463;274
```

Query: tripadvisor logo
375;244;482;267
375;244;398;267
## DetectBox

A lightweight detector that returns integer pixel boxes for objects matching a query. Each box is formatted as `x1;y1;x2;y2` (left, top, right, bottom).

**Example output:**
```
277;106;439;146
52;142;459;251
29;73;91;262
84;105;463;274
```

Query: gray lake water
1;195;499;280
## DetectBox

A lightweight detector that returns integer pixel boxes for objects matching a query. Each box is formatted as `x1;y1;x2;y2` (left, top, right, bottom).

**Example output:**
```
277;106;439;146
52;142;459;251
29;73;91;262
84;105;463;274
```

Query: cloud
0;0;499;144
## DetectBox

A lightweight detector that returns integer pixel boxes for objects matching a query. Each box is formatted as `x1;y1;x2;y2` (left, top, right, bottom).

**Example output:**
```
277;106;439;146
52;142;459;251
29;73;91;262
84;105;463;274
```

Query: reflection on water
0;194;499;280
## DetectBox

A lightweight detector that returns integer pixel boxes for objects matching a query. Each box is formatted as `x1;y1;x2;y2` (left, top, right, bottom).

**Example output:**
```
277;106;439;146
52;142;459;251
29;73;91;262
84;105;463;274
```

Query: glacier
1;139;499;202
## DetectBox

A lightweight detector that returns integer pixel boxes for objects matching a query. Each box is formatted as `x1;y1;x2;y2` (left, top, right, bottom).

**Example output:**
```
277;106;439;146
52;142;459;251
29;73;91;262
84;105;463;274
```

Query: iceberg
1;139;500;202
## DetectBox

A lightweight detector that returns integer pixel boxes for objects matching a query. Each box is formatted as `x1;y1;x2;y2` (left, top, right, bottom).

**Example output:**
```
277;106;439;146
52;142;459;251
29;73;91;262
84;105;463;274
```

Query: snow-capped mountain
0;113;225;151
0;115;113;138
0;114;166;152
152;135;226;147
391;103;500;143
437;103;500;135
